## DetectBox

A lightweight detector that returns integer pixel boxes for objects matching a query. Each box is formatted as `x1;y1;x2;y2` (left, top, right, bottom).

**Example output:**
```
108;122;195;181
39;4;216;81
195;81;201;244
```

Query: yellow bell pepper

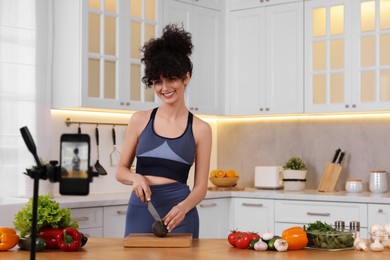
0;227;20;251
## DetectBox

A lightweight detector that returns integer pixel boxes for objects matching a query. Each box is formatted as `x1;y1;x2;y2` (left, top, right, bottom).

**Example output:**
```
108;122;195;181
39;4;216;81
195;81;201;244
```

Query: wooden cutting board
208;186;245;191
123;233;192;248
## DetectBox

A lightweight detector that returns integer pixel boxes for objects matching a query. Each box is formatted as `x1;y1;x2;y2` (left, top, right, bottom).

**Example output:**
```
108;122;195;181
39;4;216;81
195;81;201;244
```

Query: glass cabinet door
305;0;352;113
128;0;157;106
352;0;390;110
87;0;119;101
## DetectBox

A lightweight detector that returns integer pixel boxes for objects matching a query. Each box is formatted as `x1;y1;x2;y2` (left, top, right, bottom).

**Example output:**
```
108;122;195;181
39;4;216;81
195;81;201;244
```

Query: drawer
71;207;103;229
275;200;367;227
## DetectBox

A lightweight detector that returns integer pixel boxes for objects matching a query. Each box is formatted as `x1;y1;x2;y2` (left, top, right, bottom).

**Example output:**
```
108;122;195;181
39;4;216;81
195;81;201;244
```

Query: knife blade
147;200;162;222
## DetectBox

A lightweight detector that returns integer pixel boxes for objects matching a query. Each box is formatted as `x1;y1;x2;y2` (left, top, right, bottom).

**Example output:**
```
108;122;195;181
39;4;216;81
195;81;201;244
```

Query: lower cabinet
197;198;230;238
274;200;368;238
231;198;274;234
70;207;104;238
103;205;128;238
368;204;390;230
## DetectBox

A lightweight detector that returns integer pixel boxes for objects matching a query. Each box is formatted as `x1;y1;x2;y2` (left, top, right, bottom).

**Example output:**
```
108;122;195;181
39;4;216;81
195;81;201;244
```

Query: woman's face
152;73;190;104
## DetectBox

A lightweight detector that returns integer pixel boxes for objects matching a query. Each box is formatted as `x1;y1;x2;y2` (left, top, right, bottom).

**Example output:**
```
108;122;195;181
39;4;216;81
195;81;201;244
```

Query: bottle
335;220;345;231
350;221;360;239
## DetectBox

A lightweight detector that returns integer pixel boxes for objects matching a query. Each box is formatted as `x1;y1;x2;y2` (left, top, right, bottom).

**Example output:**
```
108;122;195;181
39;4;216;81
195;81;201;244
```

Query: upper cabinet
162;0;224;115
230;0;302;11
305;0;390;113
52;0;160;111
228;1;304;115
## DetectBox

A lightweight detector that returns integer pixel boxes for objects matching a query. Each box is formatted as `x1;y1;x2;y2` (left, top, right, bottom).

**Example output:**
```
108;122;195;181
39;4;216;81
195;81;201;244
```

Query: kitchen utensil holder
65;117;128;127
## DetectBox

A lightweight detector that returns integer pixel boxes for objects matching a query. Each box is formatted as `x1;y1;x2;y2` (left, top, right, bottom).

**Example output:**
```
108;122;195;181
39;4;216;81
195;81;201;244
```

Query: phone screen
60;134;90;195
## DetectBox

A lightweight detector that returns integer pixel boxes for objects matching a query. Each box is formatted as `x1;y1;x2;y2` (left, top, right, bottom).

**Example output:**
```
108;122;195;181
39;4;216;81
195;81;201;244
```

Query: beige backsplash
217;115;390;192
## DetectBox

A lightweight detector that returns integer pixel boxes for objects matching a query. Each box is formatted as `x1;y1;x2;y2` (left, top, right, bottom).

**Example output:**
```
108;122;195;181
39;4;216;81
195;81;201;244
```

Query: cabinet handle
352;104;357;108
265;108;269;111
199;202;217;208
72;216;89;222
120;102;124;105
259;108;263;111
242;203;263;207
117;210;127;215
125;102;130;106
345;104;349;108
306;212;330;217
378;209;384;213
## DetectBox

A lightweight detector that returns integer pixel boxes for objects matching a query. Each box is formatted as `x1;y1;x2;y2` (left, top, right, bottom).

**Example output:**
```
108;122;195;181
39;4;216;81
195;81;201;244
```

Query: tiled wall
217;115;390;192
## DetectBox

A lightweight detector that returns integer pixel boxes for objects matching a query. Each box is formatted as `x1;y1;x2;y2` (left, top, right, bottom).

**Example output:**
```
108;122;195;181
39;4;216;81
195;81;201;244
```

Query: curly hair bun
161;24;193;57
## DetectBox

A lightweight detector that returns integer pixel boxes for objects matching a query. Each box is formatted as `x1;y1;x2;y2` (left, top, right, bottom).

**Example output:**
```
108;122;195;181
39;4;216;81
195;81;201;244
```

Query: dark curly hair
141;24;193;87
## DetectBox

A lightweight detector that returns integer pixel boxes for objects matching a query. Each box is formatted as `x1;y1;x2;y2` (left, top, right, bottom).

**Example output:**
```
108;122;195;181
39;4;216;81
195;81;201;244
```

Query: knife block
318;163;342;192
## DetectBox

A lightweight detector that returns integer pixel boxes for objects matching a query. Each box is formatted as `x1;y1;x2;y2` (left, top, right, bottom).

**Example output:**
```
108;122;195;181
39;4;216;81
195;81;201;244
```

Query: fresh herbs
13;194;78;237
304;221;354;249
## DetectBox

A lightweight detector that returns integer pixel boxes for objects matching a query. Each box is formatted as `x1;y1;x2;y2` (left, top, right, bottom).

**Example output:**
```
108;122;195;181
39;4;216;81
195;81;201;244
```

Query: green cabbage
13;193;78;237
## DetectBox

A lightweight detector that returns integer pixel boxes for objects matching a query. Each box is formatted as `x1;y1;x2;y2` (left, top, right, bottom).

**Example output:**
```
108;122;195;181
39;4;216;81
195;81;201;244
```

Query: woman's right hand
132;173;151;203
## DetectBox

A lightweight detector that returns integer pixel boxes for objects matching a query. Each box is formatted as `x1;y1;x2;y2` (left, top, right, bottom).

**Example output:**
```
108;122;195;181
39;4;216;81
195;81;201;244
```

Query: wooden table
3;238;390;260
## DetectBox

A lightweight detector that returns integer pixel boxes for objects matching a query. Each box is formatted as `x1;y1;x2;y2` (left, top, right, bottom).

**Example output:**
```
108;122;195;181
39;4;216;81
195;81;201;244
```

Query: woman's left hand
163;204;187;233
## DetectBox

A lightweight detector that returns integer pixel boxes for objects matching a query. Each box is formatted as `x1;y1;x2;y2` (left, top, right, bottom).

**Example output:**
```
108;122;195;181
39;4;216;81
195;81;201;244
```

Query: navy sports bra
135;107;196;183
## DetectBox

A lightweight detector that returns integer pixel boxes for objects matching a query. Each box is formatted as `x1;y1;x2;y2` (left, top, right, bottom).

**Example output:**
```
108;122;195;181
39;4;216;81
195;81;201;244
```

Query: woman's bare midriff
144;175;177;186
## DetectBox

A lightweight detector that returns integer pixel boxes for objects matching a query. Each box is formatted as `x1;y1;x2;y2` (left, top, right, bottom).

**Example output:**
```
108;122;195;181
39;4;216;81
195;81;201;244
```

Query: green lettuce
13;193;78;237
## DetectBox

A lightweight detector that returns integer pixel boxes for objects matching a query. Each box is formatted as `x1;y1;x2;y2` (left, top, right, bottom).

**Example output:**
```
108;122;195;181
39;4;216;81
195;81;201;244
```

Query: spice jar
345;179;363;193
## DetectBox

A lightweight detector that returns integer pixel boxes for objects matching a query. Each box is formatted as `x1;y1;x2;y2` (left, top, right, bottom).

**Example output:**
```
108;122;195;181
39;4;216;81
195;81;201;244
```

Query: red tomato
248;232;261;241
235;232;252;249
227;230;240;247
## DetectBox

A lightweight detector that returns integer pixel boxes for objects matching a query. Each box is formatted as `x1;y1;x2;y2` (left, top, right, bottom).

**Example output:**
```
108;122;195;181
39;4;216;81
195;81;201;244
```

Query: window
0;0;52;197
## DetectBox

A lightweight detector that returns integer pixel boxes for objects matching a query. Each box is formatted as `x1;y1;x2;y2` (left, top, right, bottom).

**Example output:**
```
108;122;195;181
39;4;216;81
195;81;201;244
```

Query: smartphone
60;134;90;195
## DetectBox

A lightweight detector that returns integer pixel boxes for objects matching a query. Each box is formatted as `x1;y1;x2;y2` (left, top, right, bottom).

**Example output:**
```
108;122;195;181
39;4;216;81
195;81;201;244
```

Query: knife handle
332;148;341;163
337;151;345;165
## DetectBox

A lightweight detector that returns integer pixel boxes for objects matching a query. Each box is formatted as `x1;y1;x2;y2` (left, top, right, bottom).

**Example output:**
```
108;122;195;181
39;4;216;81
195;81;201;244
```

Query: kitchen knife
336;151;345;165
147;200;162;222
332;148;342;163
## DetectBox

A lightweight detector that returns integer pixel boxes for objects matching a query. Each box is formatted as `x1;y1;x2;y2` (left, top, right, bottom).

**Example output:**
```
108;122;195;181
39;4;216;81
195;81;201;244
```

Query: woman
115;24;212;238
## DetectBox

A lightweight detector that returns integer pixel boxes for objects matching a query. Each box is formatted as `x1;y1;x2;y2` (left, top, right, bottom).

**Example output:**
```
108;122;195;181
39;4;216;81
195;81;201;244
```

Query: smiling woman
0;0;52;198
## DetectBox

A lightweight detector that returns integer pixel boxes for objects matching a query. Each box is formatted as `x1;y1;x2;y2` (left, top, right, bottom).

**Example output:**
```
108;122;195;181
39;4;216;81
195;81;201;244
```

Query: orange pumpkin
282;226;308;250
0;226;20;251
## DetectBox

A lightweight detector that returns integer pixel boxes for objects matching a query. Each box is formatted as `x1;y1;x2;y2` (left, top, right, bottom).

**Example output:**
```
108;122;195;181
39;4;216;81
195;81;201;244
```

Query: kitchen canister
369;170;388;193
345;178;363;193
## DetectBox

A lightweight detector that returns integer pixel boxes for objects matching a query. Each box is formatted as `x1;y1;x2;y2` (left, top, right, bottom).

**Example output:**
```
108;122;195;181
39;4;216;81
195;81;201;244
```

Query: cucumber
18;236;46;251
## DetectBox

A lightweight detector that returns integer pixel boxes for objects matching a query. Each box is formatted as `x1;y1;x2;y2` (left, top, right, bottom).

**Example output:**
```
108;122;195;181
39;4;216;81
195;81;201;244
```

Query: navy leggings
124;182;199;238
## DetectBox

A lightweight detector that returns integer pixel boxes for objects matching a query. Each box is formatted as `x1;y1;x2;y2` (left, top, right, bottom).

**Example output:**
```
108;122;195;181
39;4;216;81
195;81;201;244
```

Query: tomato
235;232;252;249
248;232;260;241
227;230;240;247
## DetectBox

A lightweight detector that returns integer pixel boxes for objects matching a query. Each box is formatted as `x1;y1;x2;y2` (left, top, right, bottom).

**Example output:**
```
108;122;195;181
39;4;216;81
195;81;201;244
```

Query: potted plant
282;157;307;191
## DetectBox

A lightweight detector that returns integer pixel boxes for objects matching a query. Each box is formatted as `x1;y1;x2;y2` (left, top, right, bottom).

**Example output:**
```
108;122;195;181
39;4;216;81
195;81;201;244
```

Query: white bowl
345;179;363;193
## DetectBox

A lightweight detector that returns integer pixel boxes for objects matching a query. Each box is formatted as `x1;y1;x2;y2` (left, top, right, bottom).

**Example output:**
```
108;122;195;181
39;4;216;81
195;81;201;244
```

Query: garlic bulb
274;239;288;252
254;240;268;251
262;229;274;241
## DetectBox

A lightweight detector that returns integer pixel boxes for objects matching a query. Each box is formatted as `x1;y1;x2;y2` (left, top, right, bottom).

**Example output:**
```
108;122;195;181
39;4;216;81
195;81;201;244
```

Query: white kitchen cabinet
274;199;368;237
197;198;230;238
368;204;390;230
231;198;274;233
52;0;160;111
305;0;390;113
175;0;223;10
103;205;127;238
229;1;303;115
162;0;224;115
229;0;302;11
71;207;104;238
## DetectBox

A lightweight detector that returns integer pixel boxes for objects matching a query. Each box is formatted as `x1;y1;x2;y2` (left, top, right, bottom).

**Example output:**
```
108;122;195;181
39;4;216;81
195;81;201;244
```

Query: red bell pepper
56;227;82;252
38;228;63;249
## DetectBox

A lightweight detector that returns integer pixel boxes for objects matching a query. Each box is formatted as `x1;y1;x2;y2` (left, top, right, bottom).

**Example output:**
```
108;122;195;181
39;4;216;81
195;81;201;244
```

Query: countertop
3;187;390;209
3;238;390;260
50;188;390;208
